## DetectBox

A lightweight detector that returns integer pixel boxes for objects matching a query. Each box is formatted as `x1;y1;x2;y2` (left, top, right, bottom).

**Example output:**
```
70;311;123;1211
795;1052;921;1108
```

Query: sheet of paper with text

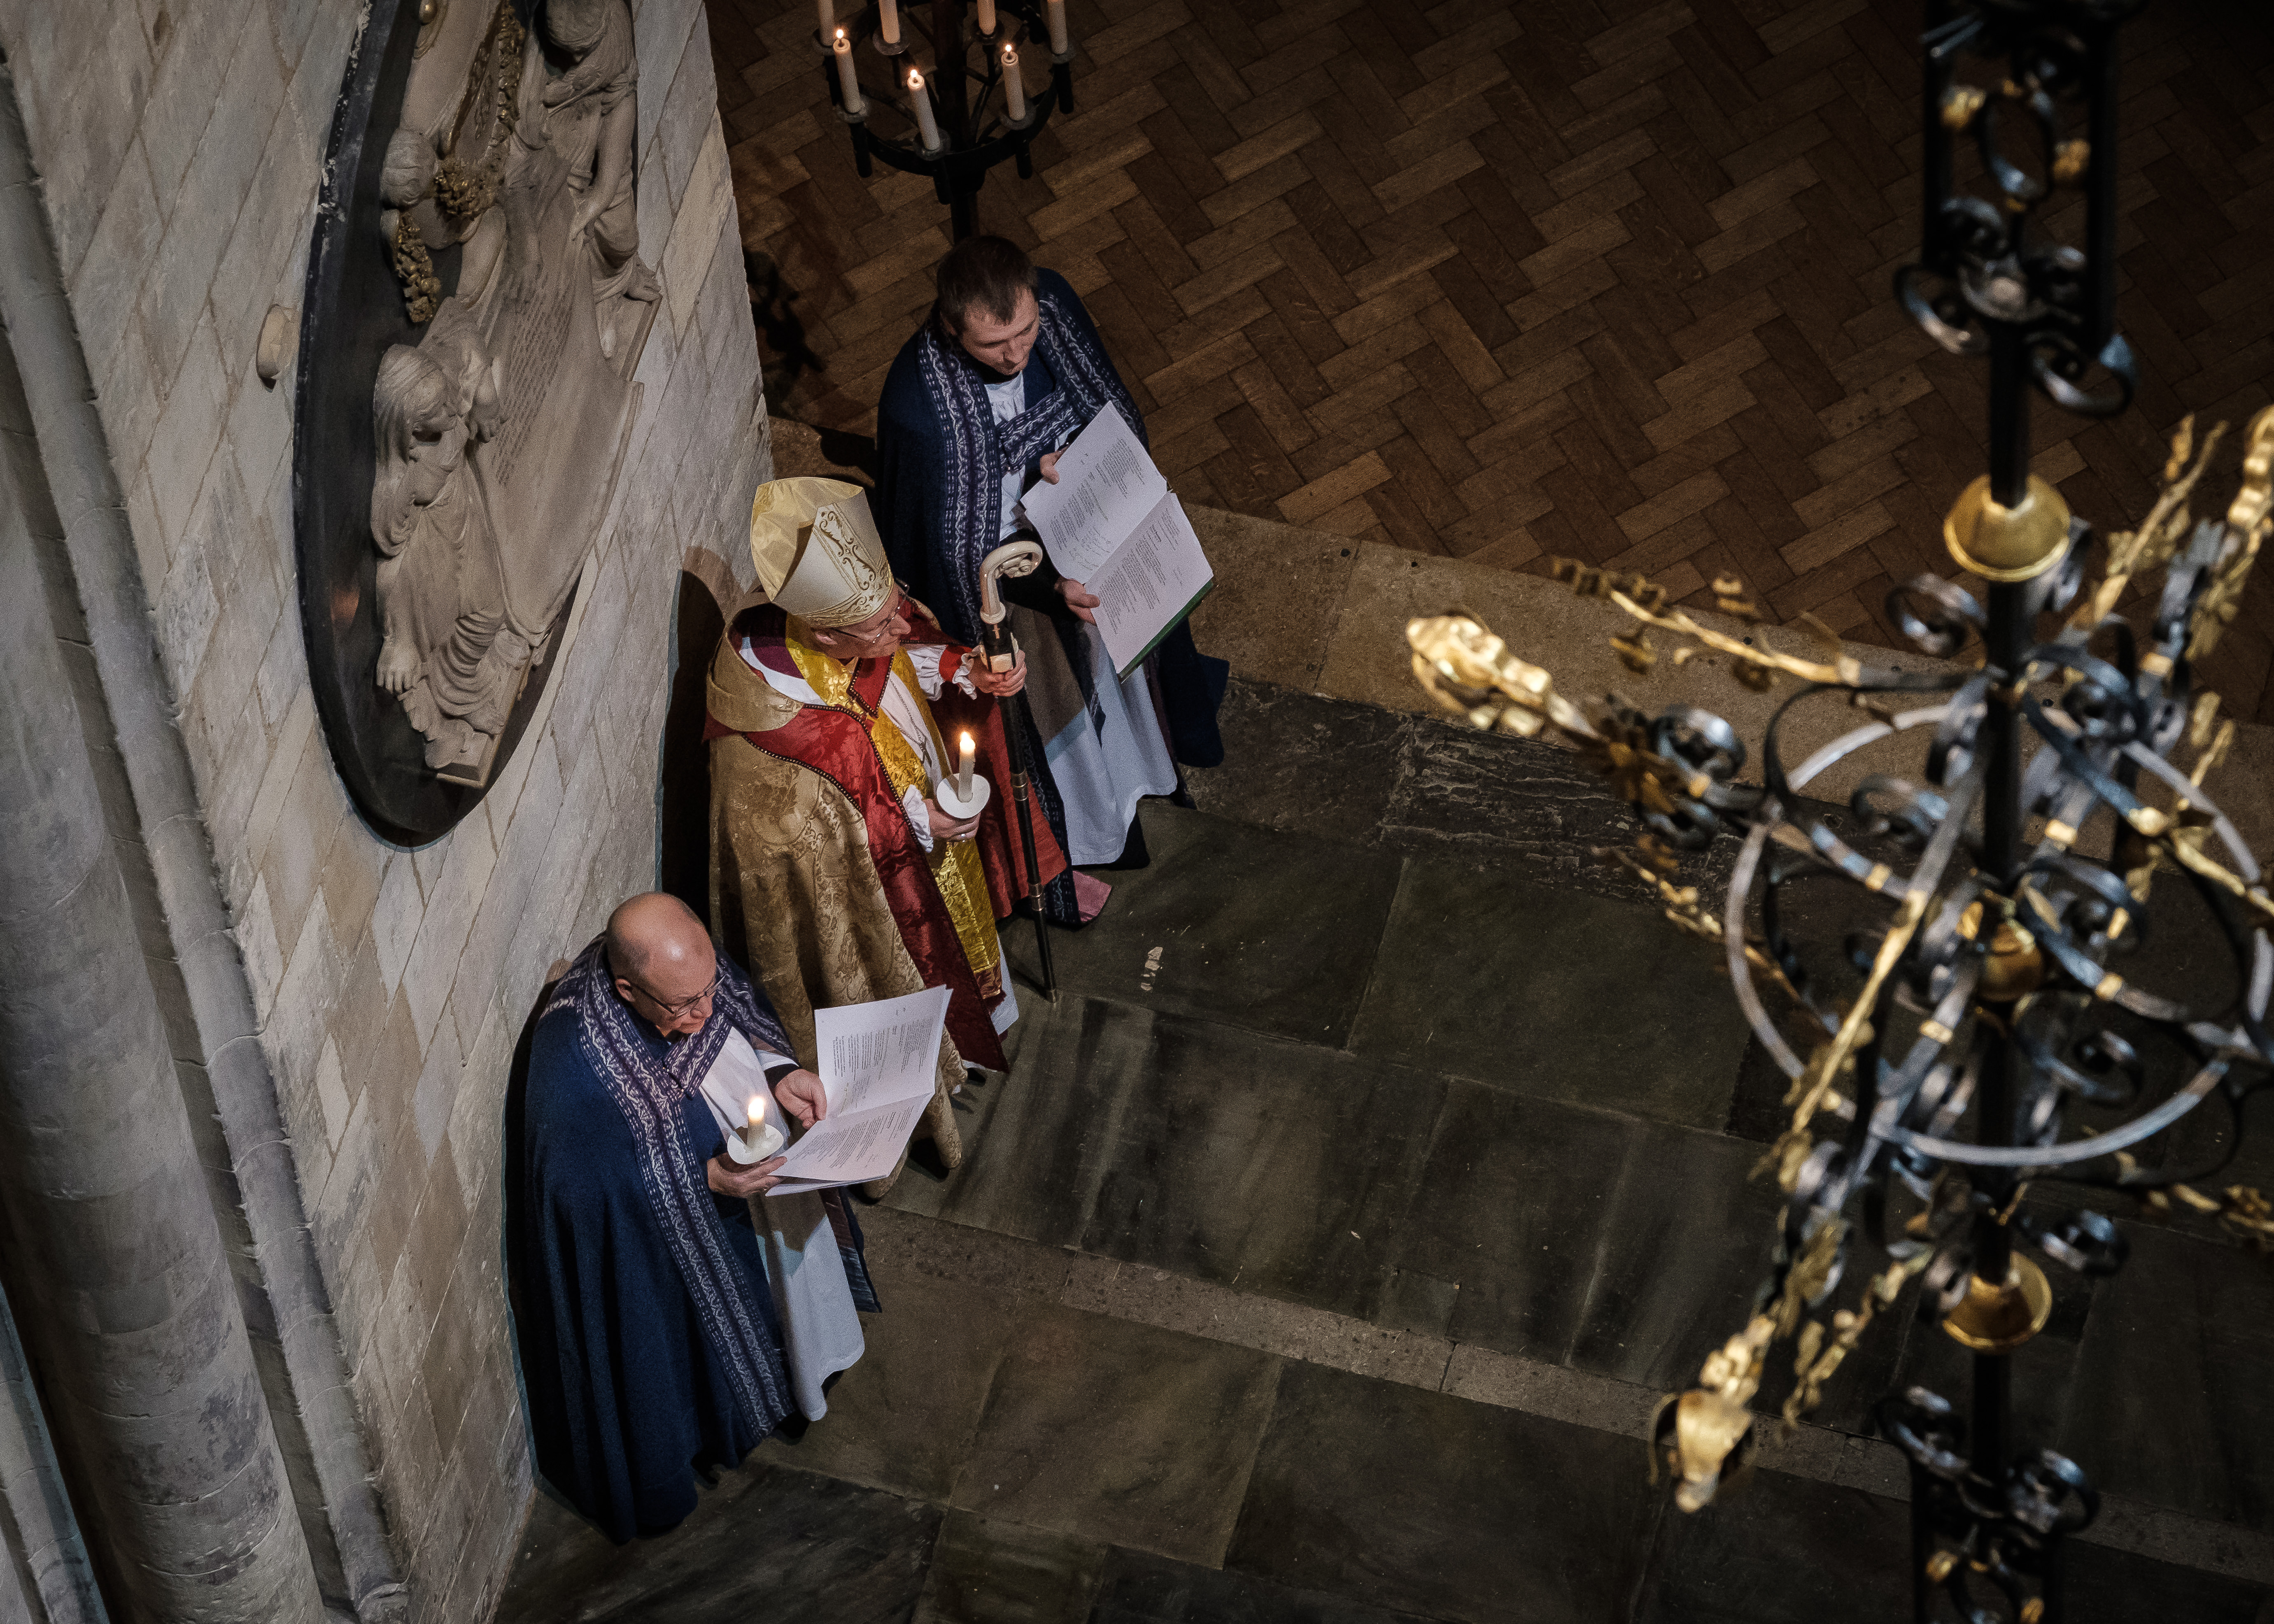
763;984;949;1194
1021;403;1215;678
1019;403;1163;579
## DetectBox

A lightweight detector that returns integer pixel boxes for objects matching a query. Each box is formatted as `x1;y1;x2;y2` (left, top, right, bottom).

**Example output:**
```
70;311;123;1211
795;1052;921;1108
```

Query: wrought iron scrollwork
1408;396;2274;1623
1408;3;2272;1613
1881;1385;2100;1624
1899;0;2143;419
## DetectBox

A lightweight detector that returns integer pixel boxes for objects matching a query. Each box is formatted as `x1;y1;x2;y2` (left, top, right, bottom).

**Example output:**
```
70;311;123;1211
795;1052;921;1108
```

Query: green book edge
1113;576;1217;682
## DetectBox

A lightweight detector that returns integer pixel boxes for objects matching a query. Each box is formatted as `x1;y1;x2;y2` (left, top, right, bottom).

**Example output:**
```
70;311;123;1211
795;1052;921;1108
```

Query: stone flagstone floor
496;677;2274;1624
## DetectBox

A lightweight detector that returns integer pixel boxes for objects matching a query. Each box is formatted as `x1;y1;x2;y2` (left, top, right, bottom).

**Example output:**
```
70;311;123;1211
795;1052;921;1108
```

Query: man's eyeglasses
834;592;910;648
633;969;720;1017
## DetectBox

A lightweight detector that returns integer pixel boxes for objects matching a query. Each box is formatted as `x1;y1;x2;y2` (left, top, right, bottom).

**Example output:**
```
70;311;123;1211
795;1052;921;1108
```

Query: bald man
510;894;879;1542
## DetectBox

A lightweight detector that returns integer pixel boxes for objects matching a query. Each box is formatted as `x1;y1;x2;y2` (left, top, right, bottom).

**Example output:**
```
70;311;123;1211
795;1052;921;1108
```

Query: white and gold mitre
747;477;894;627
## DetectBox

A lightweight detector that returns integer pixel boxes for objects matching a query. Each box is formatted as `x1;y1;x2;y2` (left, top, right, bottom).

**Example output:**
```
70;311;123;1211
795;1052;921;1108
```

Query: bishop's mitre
747;477;895;628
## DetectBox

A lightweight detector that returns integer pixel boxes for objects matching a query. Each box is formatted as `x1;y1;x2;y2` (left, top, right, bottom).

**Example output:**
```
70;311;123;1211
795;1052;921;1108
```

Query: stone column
0;423;324;1620
0;1282;103;1624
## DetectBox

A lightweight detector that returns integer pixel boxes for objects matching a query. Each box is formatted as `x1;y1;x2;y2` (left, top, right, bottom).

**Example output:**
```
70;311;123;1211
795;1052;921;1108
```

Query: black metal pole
1968;302;2034;1495
1908;1456;1934;1624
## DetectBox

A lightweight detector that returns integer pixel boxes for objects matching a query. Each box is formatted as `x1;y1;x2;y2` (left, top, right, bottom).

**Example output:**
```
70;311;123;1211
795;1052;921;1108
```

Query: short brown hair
932;235;1037;336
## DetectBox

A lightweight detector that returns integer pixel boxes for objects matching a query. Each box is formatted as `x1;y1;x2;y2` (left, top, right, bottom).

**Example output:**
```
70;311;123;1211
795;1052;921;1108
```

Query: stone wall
0;0;769;1616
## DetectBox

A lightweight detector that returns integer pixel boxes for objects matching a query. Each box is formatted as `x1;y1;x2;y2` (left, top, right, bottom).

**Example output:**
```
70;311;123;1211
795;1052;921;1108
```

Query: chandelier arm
1881;953;1987;1128
2119;741;2264;885
2177;867;2274;1069
1768;684;1978;900
1726;815;1808;1078
2017;693;2154;825
1830;984;1908;1211
1874;1055;2224;1167
2050;1078;2248;1194
1759;855;1852;1033
2014;1007;2142;1109
1788;705;1952;789
2011;879;2191;1026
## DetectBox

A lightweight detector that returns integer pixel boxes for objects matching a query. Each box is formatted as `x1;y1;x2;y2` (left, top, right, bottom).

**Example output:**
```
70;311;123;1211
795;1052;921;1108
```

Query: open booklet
1019;403;1215;679
699;985;950;1196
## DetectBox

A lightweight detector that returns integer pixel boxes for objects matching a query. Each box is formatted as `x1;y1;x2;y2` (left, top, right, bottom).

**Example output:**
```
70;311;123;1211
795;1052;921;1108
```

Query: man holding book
510;893;874;1543
873;235;1227;920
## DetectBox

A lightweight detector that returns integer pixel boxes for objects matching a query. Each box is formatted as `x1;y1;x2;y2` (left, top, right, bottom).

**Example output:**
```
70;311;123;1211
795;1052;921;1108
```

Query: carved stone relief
294;0;659;836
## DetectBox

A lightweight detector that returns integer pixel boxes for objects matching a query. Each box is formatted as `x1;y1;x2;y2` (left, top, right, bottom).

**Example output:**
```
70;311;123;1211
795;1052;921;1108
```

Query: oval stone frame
293;0;598;844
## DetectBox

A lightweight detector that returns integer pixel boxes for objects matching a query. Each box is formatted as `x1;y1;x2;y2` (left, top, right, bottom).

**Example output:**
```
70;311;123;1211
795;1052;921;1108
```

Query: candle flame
1002;43;1018;63
747;1099;764;1127
834;25;847;44
960;730;974;752
907;66;925;90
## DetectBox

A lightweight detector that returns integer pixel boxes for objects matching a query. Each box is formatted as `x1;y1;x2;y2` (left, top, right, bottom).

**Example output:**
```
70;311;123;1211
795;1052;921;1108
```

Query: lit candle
815;0;833;38
976;0;996;32
729;1099;783;1164
1001;42;1025;121
957;730;976;800
908;66;942;151
833;28;862;112
878;0;899;45
1046;0;1068;54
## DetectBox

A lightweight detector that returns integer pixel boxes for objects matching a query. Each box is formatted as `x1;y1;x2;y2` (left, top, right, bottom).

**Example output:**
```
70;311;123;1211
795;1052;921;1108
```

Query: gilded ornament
1652;1315;1774;1512
1943;474;2071;582
1941;1256;2053;1353
389;212;441;324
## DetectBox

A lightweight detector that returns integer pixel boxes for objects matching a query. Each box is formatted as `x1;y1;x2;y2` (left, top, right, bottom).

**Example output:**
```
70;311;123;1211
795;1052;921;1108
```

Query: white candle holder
934;772;992;822
727;1117;785;1165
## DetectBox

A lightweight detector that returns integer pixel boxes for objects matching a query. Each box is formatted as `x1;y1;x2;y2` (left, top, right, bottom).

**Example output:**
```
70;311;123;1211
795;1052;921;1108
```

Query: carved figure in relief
363;0;656;783
534;0;661;361
370;308;525;771
379;0;523;319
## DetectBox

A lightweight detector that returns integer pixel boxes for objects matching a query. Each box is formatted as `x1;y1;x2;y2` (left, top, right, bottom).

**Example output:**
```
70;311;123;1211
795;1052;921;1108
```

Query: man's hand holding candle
923;798;981;841
705;1067;827;1196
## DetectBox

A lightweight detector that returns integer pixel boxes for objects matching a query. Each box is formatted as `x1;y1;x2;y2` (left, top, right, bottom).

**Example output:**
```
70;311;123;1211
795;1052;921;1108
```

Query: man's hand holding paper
760;985;953;1195
1020;404;1214;677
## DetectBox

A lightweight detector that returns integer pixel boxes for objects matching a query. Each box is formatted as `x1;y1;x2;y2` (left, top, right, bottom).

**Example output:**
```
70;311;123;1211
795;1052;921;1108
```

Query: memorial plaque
294;0;657;840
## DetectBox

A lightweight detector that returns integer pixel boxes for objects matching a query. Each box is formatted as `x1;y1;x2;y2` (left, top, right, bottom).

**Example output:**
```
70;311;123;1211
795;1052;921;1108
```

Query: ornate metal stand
820;1;1074;242
1404;3;2274;1619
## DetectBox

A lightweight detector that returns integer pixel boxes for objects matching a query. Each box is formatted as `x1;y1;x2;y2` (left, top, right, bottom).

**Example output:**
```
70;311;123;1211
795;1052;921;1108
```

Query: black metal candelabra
1405;3;2274;1620
818;1;1075;242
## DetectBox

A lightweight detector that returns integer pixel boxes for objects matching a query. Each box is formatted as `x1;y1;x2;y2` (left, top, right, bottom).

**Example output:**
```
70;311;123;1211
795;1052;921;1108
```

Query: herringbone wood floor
706;0;2274;714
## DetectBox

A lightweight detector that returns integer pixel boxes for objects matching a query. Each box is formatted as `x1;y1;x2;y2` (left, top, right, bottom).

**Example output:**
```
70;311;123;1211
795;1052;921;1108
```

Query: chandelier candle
833;29;862;114
815;0;833;37
1001;43;1024;121
817;1;1081;240
907;65;941;151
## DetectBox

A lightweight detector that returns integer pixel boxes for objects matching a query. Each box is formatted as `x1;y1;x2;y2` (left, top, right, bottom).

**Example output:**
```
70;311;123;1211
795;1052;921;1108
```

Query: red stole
706;636;1067;1075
